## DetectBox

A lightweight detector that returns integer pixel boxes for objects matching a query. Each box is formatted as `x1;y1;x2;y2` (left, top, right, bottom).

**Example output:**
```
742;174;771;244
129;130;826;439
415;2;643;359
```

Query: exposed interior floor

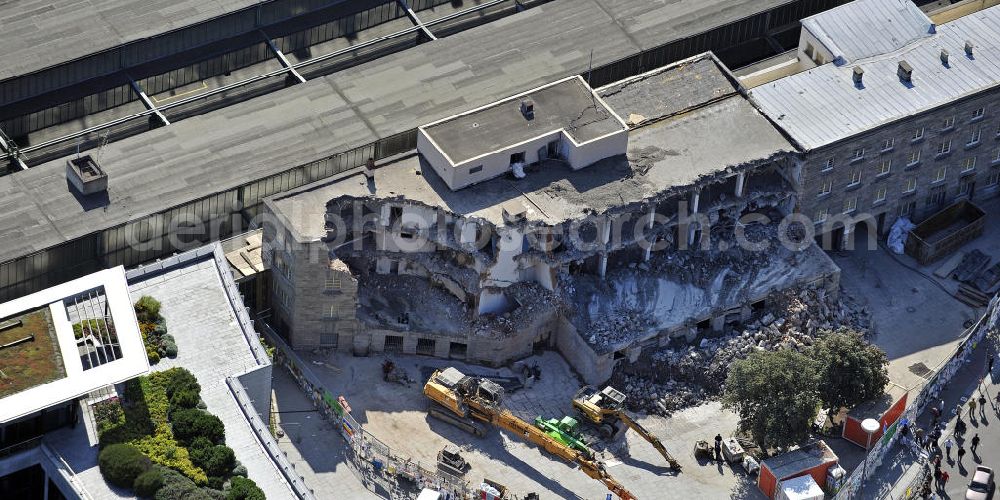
276;349;766;499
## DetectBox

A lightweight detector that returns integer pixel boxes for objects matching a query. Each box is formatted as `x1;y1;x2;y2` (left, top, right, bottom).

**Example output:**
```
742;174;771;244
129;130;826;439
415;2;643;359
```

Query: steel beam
127;77;170;126
398;0;437;41
260;31;307;84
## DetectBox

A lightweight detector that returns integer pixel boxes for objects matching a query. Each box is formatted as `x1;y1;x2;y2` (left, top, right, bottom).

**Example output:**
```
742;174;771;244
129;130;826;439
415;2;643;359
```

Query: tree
811;328;889;413
722;349;821;451
98;443;151;488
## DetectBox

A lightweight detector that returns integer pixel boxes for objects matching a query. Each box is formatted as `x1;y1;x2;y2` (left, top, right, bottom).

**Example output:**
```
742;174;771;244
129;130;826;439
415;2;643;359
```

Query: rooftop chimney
897;60;913;82
520;98;535;120
66;155;108;195
852;66;864;86
965;40;974;57
940;49;950;66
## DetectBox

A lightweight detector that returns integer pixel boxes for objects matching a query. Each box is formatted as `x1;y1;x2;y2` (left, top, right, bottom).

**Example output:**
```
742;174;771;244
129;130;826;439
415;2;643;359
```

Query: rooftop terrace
0;307;64;398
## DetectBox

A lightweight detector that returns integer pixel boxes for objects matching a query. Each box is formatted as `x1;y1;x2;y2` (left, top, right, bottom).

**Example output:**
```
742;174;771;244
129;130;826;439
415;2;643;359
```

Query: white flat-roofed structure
417;76;629;190
0;266;149;424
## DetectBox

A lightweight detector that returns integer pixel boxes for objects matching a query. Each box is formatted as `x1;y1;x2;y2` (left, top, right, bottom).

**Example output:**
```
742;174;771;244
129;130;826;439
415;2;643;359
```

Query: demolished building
262;53;841;384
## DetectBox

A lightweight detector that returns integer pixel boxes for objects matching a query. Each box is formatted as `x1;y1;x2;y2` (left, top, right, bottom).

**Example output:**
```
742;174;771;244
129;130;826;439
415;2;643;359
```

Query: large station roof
0;0;801;263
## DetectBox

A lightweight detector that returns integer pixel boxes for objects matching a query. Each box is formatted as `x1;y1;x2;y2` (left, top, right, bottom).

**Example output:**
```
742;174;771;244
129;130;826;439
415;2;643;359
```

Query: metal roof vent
897;61;913;82
520;98;535;120
66;155;108;195
965;40;974;57
852;66;864;86
940;49;950;66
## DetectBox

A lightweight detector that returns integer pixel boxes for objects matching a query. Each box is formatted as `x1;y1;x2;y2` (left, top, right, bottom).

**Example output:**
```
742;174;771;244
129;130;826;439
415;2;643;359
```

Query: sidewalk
860;337;997;499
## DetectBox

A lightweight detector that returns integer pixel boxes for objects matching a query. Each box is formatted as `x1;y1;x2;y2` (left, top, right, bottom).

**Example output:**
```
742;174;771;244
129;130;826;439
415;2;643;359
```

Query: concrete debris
612;286;872;417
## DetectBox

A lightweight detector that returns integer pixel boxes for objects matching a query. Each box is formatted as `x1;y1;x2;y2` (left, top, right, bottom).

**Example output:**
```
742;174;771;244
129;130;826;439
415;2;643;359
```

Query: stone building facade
797;90;1000;247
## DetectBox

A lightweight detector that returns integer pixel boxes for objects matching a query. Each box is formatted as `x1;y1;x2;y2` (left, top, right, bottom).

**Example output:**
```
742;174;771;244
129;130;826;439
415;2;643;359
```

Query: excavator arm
615;411;681;471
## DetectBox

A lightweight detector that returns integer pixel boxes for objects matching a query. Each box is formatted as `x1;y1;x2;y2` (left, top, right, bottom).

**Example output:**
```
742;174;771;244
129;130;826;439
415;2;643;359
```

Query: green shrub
133;468;165;497
172;409;225;445
170;389;199;411
155;468;213;500
191;445;236;478
98;443;151;488
231;463;247;478
93;398;125;434
206;476;226;490
147;349;161;364
159;368;201;399
226;477;265;500
164;341;179;358
135;296;162;323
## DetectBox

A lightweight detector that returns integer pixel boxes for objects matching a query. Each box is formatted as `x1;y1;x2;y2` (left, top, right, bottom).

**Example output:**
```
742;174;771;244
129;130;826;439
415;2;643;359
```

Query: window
927;186;946;207
942;116;955;130
958;178;973;196
874;187;887;203
852;148;865;161
934;166;947;183
972;107;985;120
320;333;337;347
877;159;892;176
843;197;858;214
510;152;526;164
907;150;921;166
822;157;835;171
898;200;916;217
324;269;342;291
881;138;894;151
912;127;925;141
469;165;483;174
962;157;976;172
818;179;832;196
937;140;952;155
815;208;828;223
328;304;337;318
904;177;917;193
968;126;982;145
988;170;1000;187
849;169;862;186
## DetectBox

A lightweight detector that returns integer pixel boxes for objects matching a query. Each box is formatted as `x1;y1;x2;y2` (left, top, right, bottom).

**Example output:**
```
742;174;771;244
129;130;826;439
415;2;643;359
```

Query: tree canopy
811;328;889;413
722;349;820;451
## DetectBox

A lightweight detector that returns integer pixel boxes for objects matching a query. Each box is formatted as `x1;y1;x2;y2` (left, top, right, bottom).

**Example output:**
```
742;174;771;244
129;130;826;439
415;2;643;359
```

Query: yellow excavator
423;368;636;500
572;385;681;471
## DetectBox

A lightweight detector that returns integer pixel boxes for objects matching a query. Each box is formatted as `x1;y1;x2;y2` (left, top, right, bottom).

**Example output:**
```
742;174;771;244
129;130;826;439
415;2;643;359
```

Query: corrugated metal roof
802;0;934;64
751;5;1000;151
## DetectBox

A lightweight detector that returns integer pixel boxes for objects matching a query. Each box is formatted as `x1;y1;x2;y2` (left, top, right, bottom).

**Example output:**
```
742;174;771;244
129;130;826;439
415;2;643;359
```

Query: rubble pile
473;282;560;338
615;286;873;416
586;305;656;347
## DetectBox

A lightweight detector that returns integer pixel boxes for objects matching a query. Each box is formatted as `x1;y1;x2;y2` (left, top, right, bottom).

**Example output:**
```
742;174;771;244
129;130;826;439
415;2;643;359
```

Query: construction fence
262;323;475;500
832;292;1000;499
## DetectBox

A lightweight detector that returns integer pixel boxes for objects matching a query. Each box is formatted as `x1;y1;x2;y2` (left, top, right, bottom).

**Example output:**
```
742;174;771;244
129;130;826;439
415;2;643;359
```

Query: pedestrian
930;405;941;425
916;427;926;447
979;394;987;417
969;398;977;418
956;416;966;437
971;433;980;453
944;438;953;460
958;445;966;463
934;466;942;488
941;470;950;490
714;441;722;462
989;354;995;375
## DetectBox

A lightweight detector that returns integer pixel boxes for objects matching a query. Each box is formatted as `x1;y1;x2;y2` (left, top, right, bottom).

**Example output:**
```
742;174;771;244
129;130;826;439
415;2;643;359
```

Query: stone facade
798;88;1000;246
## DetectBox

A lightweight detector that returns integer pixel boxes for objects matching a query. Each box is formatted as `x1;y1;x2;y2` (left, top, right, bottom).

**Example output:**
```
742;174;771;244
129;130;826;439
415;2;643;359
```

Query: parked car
967;465;994;500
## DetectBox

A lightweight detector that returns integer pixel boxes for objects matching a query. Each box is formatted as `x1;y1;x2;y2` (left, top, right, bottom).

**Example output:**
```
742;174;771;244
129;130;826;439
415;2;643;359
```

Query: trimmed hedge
172;409;225;446
190;445;236;478
99;444;151;488
226;477;266;500
155;468;213;500
134;296;162;323
133;468;165;498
